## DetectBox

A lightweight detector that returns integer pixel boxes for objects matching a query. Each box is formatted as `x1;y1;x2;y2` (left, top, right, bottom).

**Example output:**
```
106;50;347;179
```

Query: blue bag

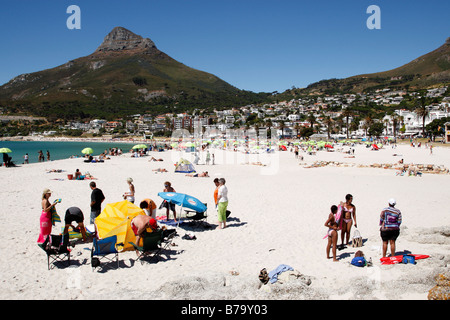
351;257;366;267
402;255;416;264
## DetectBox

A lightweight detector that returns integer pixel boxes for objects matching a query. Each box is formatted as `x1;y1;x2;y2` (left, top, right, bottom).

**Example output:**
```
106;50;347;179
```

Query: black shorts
65;207;84;225
380;229;399;241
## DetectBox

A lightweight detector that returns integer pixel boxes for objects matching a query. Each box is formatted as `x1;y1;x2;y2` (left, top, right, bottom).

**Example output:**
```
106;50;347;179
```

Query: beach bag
352;229;363;247
351;251;366;267
402;255;416;265
351;256;366;267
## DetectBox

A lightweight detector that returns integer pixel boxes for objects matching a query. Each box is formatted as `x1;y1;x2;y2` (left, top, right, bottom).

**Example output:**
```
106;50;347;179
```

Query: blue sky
1;0;449;93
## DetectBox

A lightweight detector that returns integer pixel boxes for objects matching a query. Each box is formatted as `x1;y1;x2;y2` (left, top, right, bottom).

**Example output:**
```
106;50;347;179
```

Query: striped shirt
380;206;402;230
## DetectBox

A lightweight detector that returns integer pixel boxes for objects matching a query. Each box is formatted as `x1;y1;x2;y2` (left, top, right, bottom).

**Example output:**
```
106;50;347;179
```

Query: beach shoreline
0;142;449;300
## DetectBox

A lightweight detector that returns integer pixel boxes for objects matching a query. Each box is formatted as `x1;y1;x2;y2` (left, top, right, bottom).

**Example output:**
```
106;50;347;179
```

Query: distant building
445;122;450;143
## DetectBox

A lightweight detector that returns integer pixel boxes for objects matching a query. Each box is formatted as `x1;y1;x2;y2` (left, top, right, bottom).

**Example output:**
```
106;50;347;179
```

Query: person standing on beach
38;188;58;243
23;153;29;164
46;150;51;161
163;181;177;221
38;150;44;162
123;177;135;203
325;205;339;261
341;194;357;246
140;198;157;219
213;178;220;208
89;181;105;224
379;198;402;257
217;178;229;229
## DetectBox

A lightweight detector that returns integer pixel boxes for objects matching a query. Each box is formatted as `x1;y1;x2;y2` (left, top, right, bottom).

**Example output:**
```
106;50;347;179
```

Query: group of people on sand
38;168;231;257
324;194;357;261
324;194;402;262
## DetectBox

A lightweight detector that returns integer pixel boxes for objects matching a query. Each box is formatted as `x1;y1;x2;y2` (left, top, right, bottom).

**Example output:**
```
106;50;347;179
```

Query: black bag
91;257;100;268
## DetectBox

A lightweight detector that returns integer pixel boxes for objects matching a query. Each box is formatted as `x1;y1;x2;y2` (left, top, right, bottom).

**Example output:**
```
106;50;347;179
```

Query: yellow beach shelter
95;200;146;252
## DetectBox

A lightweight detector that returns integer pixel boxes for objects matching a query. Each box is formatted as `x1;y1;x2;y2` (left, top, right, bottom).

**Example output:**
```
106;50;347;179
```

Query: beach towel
159;219;186;227
50;207;61;226
37;210;52;243
268;264;294;284
323;205;343;239
380;254;429;265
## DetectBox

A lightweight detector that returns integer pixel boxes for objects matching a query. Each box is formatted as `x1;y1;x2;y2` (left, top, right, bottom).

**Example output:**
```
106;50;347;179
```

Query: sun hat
42;188;52;195
389;198;396;206
127;177;133;182
149;218;157;230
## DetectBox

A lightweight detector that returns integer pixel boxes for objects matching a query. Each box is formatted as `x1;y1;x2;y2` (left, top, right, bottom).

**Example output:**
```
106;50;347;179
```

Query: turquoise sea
0;140;138;164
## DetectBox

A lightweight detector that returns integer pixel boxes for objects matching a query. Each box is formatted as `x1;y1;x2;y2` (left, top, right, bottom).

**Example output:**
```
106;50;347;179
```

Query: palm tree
391;114;401;140
293;123;301;139
415;97;429;136
341;107;353;139
335;116;344;135
306;113;316;133
323;116;334;139
362;116;373;137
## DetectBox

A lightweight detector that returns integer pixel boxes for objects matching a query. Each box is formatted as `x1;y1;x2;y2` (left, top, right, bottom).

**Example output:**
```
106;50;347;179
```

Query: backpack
351;250;366;267
402;255;416;265
351;257;367;267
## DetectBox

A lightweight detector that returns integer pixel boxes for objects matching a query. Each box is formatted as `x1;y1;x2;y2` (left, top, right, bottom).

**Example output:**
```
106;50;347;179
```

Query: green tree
368;122;384;138
341;107;353;139
323;116;334;139
414;97;429;136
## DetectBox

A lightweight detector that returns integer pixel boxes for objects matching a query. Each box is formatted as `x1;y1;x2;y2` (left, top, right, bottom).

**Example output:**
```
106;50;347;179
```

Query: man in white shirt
217;178;228;229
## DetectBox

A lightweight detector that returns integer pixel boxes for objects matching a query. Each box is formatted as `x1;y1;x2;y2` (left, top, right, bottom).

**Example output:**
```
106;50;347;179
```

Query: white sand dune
0;142;449;300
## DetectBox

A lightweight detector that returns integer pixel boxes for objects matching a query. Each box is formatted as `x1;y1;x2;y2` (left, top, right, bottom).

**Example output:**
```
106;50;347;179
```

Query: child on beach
325;205;339;261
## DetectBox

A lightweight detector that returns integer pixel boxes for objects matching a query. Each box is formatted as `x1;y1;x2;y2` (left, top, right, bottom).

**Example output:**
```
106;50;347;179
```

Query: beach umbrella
158;192;207;213
158;192;207;227
82;147;94;155
132;144;148;149
95;200;146;252
0;147;12;153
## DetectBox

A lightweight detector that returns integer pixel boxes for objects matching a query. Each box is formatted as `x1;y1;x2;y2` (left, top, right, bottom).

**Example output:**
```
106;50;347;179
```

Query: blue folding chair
91;235;122;271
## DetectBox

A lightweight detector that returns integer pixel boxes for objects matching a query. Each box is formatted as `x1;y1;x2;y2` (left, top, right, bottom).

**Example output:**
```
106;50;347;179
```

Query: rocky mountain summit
95;27;156;52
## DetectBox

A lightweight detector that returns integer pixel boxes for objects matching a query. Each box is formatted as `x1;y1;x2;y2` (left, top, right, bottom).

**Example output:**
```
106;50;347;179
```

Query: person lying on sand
149;157;164;161
186;171;209;177
152;168;168;172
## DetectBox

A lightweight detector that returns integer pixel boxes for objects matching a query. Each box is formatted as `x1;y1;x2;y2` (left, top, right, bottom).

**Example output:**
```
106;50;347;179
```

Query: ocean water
0;140;138;164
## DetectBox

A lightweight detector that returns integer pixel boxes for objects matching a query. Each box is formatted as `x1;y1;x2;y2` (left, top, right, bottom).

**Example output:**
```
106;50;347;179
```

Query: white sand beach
0;142;449;300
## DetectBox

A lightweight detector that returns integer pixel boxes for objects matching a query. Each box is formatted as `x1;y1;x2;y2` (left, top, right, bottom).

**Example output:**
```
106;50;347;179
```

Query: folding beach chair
91;235;122;271
129;229;176;264
38;234;71;270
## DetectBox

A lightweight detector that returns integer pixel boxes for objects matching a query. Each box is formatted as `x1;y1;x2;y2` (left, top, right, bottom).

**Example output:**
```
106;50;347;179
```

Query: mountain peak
95;27;156;52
